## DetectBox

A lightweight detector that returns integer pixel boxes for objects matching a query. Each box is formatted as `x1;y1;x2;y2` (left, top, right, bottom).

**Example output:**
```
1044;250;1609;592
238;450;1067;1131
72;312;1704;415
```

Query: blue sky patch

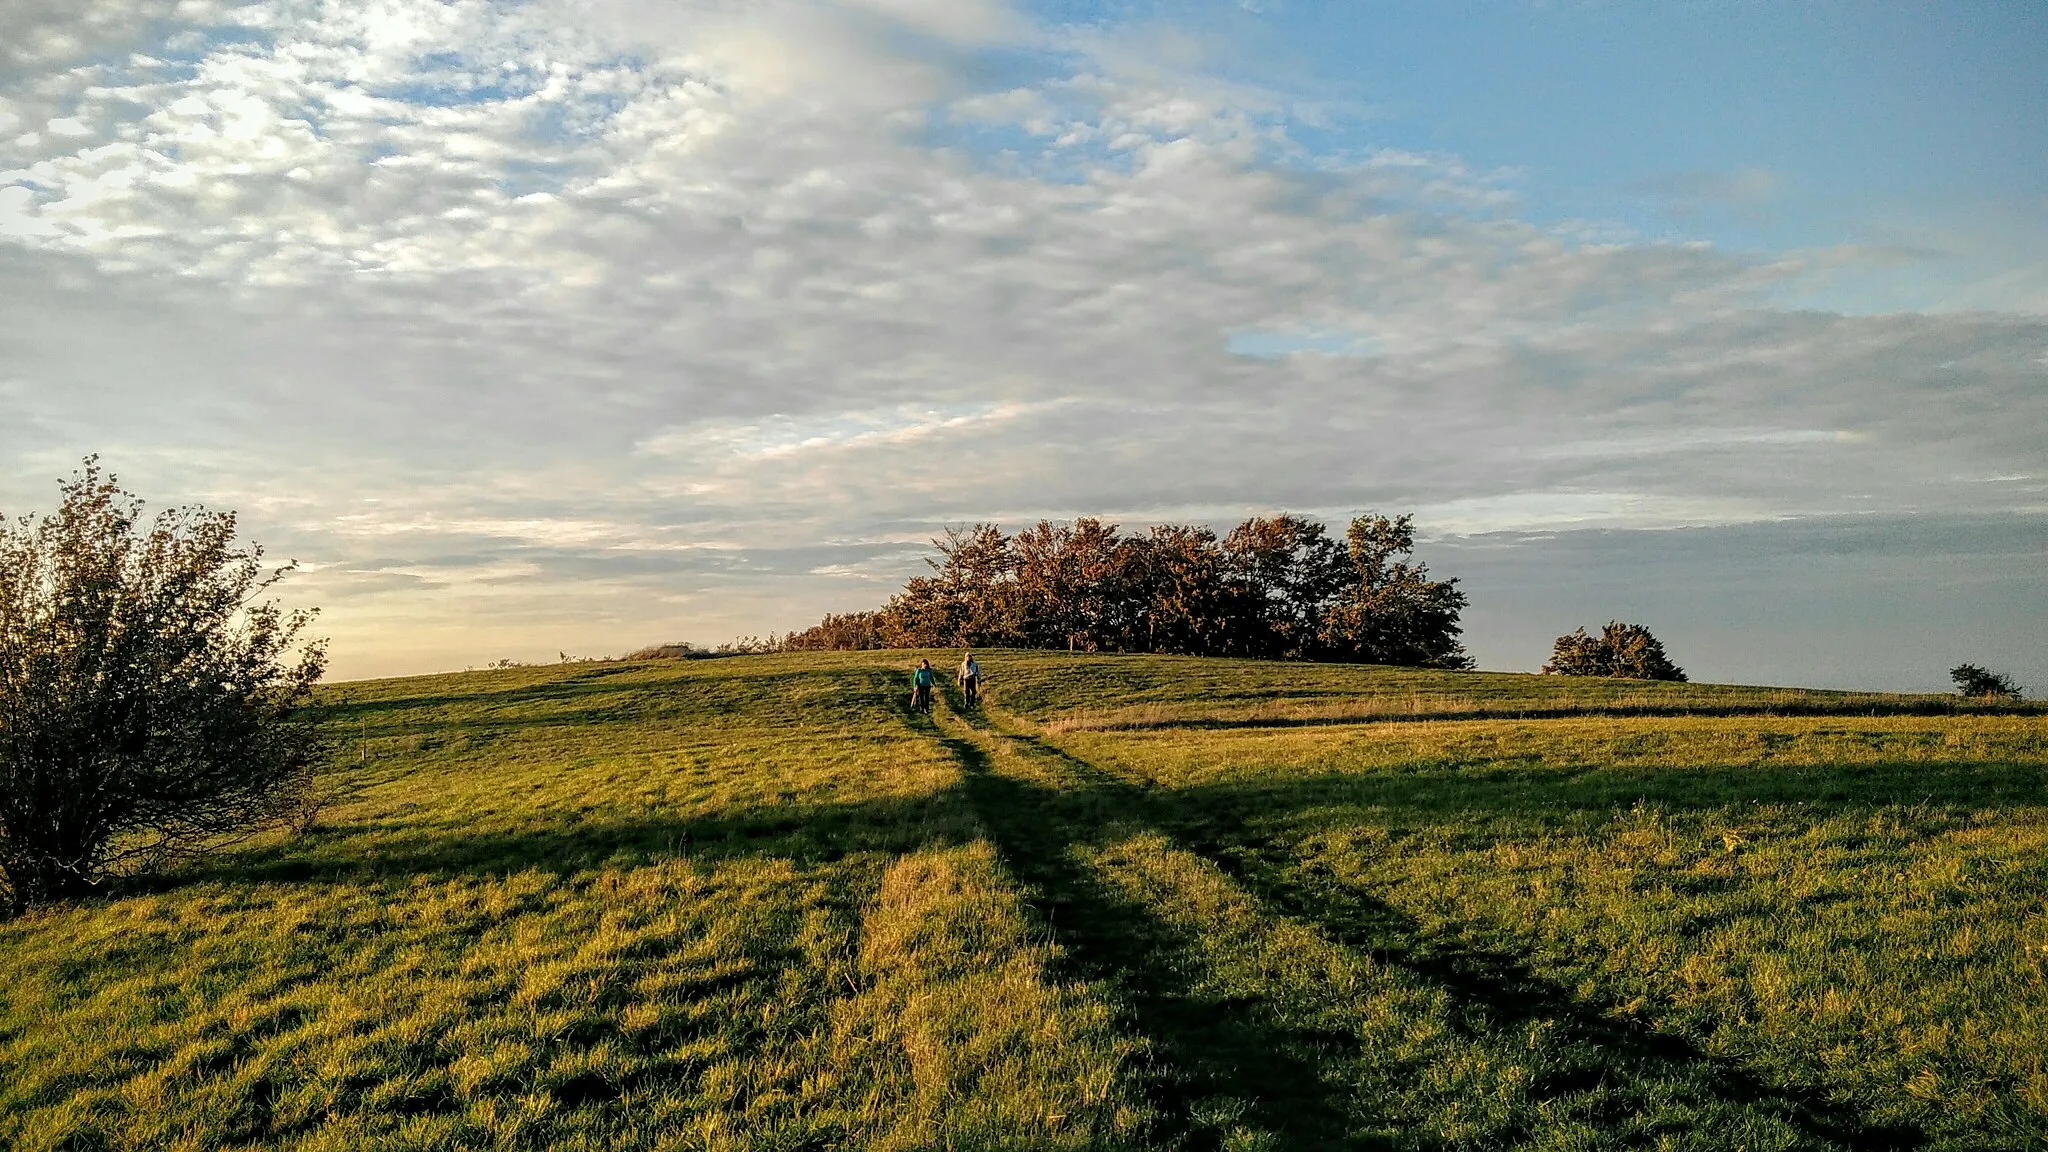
1227;330;1383;360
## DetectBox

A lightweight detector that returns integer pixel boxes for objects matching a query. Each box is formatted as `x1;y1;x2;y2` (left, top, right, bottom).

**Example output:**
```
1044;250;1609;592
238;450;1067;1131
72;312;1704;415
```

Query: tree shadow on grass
136;790;965;892
963;714;1958;1151
935;724;1376;1151
126;683;2037;1148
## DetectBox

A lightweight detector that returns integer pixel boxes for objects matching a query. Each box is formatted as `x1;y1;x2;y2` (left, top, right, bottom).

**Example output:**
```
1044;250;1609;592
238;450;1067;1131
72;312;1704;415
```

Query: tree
1543;622;1686;681
877;523;1022;648
781;612;886;651
1223;514;1351;659
1009;519;1091;650
1317;514;1472;668
1950;664;2021;701
0;460;327;912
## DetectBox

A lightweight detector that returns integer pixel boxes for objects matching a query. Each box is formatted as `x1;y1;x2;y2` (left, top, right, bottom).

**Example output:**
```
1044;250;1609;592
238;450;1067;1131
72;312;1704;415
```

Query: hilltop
3;652;2045;1150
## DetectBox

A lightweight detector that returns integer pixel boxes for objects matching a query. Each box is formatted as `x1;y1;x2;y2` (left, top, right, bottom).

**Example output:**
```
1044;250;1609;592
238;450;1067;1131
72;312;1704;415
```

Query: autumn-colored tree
782;611;886;651
1223;514;1351;659
1127;524;1261;657
877;524;1022;648
797;511;1473;667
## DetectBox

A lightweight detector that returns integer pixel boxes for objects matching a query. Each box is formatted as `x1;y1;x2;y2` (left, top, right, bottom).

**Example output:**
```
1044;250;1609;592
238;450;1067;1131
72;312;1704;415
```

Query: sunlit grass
3;650;2043;1149
0;655;1148;1151
1040;712;2048;1146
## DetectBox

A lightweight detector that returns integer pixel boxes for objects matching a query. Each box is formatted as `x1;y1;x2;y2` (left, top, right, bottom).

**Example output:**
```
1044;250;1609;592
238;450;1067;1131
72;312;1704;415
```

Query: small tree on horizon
0;460;328;912
1544;621;1686;682
1950;664;2021;700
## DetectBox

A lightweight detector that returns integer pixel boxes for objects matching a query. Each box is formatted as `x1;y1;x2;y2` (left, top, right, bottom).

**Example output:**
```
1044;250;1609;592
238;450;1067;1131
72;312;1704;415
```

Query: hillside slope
3;652;2045;1150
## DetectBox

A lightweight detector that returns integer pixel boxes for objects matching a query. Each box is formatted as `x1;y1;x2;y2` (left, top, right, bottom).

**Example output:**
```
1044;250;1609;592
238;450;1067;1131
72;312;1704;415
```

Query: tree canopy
1542;622;1686;682
0;460;327;911
786;512;1471;668
1950;664;2021;700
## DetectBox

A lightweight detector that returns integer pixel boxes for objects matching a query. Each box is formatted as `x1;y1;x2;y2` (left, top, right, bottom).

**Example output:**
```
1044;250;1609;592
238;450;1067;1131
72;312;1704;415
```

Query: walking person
910;659;936;714
957;651;981;707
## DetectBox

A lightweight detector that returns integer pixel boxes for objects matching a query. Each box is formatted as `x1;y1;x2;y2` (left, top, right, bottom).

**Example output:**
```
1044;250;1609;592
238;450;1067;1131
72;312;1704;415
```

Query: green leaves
0;459;327;910
1544;622;1686;682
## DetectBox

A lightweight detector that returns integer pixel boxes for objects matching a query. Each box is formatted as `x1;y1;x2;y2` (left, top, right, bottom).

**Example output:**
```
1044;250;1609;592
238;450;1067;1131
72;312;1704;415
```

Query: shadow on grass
956;709;1951;1151
935;721;1375;1151
1159;755;2048;833
139;791;963;892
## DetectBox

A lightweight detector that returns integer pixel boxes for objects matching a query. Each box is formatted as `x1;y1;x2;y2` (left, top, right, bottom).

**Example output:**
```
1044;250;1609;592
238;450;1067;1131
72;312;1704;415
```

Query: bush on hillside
782;612;887;651
786;512;1471;668
0;460;327;912
1543;622;1687;682
1950;664;2021;700
626;636;794;661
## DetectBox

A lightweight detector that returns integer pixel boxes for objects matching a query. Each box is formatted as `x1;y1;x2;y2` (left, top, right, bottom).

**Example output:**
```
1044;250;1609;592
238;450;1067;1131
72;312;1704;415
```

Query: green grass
3;650;2045;1149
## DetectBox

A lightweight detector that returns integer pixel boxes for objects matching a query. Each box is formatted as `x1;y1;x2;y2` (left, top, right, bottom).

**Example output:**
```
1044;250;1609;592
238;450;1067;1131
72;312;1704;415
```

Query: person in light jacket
957;652;981;707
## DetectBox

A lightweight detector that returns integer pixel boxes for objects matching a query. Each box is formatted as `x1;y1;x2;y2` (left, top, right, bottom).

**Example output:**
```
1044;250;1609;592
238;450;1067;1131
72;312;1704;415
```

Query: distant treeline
785;513;1472;667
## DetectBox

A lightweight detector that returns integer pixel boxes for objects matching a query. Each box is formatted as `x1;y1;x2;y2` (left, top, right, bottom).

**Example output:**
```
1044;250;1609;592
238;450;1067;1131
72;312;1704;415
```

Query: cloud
1;0;2042;679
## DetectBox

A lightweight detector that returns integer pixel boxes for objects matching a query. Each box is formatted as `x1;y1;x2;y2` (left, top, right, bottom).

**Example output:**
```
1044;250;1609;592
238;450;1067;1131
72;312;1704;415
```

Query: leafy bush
0;460;327;911
1543;622;1687;682
1950;664;2022;700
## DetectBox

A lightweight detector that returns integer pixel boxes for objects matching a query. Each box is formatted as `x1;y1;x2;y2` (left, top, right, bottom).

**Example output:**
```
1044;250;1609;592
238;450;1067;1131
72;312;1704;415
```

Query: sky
0;0;2042;690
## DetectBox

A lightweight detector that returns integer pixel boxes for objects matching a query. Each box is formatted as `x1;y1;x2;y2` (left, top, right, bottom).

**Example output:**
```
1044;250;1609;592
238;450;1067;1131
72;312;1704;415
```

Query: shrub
0;460;327;911
1950;664;2021;700
1543;622;1687;682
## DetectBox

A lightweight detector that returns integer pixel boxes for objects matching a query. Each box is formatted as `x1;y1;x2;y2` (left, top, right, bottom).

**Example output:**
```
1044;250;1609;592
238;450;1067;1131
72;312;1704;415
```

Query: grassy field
2;651;2044;1150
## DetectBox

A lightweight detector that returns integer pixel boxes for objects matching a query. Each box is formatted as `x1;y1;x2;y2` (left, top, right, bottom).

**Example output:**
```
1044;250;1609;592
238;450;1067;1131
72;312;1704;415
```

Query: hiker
957;651;981;707
911;659;936;714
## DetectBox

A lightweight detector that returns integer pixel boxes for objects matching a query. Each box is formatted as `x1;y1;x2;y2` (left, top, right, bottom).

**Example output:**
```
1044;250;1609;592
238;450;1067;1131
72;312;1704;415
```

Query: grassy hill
3;651;2045;1150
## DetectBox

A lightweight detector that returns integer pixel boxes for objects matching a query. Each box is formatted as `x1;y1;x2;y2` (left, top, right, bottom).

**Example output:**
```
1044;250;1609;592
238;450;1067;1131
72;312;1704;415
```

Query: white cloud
0;0;2042;678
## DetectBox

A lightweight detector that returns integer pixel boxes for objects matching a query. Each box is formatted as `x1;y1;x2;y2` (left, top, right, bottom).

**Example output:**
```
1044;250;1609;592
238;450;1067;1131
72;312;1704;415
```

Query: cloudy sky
2;0;2042;689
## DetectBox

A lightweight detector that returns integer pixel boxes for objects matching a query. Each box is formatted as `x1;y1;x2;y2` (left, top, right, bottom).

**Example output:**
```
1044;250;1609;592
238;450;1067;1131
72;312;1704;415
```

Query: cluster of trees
786;513;1474;668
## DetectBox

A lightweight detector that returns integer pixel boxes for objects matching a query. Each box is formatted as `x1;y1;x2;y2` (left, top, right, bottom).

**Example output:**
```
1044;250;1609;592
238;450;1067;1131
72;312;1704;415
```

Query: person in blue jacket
911;659;936;714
